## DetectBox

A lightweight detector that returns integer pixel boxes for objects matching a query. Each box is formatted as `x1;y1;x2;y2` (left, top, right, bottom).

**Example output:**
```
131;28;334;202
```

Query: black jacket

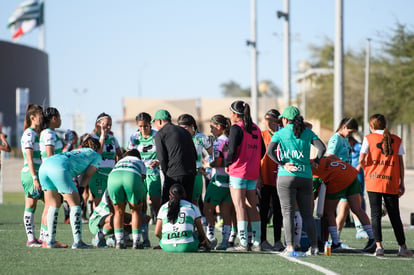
154;123;197;177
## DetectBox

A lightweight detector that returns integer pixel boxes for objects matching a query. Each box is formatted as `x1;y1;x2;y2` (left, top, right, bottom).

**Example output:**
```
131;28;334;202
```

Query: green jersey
40;128;63;159
270;124;319;178
92;133;120;176
327;133;352;164
193;132;212;169
158;200;201;245
21;127;42;171
128;129;159;176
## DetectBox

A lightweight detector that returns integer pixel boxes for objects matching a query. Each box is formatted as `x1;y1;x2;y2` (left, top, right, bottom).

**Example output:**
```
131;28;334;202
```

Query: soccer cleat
64;218;70;224
72;240;92;249
153;245;162;250
281;247;295;256
226;244;249;252
43;241;67;248
215;243;228;251
363;239;376;253
43;240;68;248
260;240;274;251
374;247;384;256
92;238;107;248
142;239;151;248
306;247;319;256
132;242;144;249
26;239;42;248
273;241;285;252
251;243;262;252
115;241;126;249
355;229;368;239
209;238;218;250
331;242;342;252
227;241;234;248
397;247;413;257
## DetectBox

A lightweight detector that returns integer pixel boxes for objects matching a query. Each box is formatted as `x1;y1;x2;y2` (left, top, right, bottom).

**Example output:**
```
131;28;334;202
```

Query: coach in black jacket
152;109;197;204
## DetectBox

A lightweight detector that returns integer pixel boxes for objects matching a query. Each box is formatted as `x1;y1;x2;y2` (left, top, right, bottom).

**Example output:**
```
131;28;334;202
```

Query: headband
96;116;110;123
211;118;226;127
230;105;244;115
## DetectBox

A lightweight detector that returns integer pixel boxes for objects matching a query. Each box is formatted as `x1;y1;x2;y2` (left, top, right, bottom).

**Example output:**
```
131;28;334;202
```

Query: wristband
32;175;38;180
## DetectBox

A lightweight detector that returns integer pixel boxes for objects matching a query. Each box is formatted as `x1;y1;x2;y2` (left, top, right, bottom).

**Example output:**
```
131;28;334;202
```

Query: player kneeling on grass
312;157;375;253
155;184;210;252
89;190;133;248
107;149;146;249
38;135;102;249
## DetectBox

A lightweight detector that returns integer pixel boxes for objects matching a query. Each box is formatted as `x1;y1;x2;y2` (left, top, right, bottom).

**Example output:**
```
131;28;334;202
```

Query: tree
372;23;414;124
220;80;282;98
301;23;414;128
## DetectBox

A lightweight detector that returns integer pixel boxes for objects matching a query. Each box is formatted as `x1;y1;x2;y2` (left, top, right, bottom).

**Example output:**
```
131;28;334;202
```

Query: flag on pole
7;0;44;41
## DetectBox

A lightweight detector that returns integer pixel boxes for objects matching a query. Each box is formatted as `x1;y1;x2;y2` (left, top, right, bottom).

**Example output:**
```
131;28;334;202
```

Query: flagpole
38;0;45;50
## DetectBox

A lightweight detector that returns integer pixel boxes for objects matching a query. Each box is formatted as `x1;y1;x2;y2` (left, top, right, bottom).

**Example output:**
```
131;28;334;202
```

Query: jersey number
178;212;186;224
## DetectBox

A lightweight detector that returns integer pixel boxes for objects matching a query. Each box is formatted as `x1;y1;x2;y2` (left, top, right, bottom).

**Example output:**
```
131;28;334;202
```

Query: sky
1;0;413;145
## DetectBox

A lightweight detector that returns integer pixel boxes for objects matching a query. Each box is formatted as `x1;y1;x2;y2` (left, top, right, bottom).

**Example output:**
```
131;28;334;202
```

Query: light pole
334;0;344;129
364;39;371;136
277;0;291;108
247;0;258;123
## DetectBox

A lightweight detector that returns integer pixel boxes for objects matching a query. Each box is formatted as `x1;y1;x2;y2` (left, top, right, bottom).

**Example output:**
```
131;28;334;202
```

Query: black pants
162;174;195;204
367;191;406;245
259;184;283;243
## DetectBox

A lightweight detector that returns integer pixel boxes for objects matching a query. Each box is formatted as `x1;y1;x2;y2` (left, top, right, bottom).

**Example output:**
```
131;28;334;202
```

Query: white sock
23;210;36;241
47;206;59;243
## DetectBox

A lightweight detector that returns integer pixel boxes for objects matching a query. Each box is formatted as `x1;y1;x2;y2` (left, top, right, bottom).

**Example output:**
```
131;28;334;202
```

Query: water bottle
324;242;331;256
289;251;307;257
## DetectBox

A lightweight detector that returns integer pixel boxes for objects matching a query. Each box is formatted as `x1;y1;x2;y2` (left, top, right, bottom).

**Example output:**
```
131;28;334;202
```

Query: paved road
1;157;413;225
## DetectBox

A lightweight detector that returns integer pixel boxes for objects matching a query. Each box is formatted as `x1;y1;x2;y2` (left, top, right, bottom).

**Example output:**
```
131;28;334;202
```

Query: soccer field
1;192;413;275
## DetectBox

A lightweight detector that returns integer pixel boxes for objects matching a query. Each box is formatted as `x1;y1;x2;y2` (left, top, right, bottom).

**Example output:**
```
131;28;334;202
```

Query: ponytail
167;184;186;223
230;100;253;133
382;128;393;156
369;113;393;156
292;115;305;138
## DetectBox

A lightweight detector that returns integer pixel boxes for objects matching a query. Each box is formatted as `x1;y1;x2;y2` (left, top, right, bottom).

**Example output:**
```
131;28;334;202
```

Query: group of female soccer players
19;102;412;256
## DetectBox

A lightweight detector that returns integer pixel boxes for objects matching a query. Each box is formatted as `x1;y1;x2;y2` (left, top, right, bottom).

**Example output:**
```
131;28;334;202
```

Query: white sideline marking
279;254;339;275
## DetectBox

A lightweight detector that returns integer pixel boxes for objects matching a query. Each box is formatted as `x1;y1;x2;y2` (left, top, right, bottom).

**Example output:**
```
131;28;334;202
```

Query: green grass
1;192;413;275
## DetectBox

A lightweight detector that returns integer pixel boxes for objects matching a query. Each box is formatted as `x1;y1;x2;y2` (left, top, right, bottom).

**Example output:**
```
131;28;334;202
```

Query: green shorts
204;182;231;205
229;176;257;190
326;178;362;200
89;171;109;198
21;167;43;199
107;170;144;205
160;233;200;253
89;214;109;235
192;172;203;201
144;174;162;197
